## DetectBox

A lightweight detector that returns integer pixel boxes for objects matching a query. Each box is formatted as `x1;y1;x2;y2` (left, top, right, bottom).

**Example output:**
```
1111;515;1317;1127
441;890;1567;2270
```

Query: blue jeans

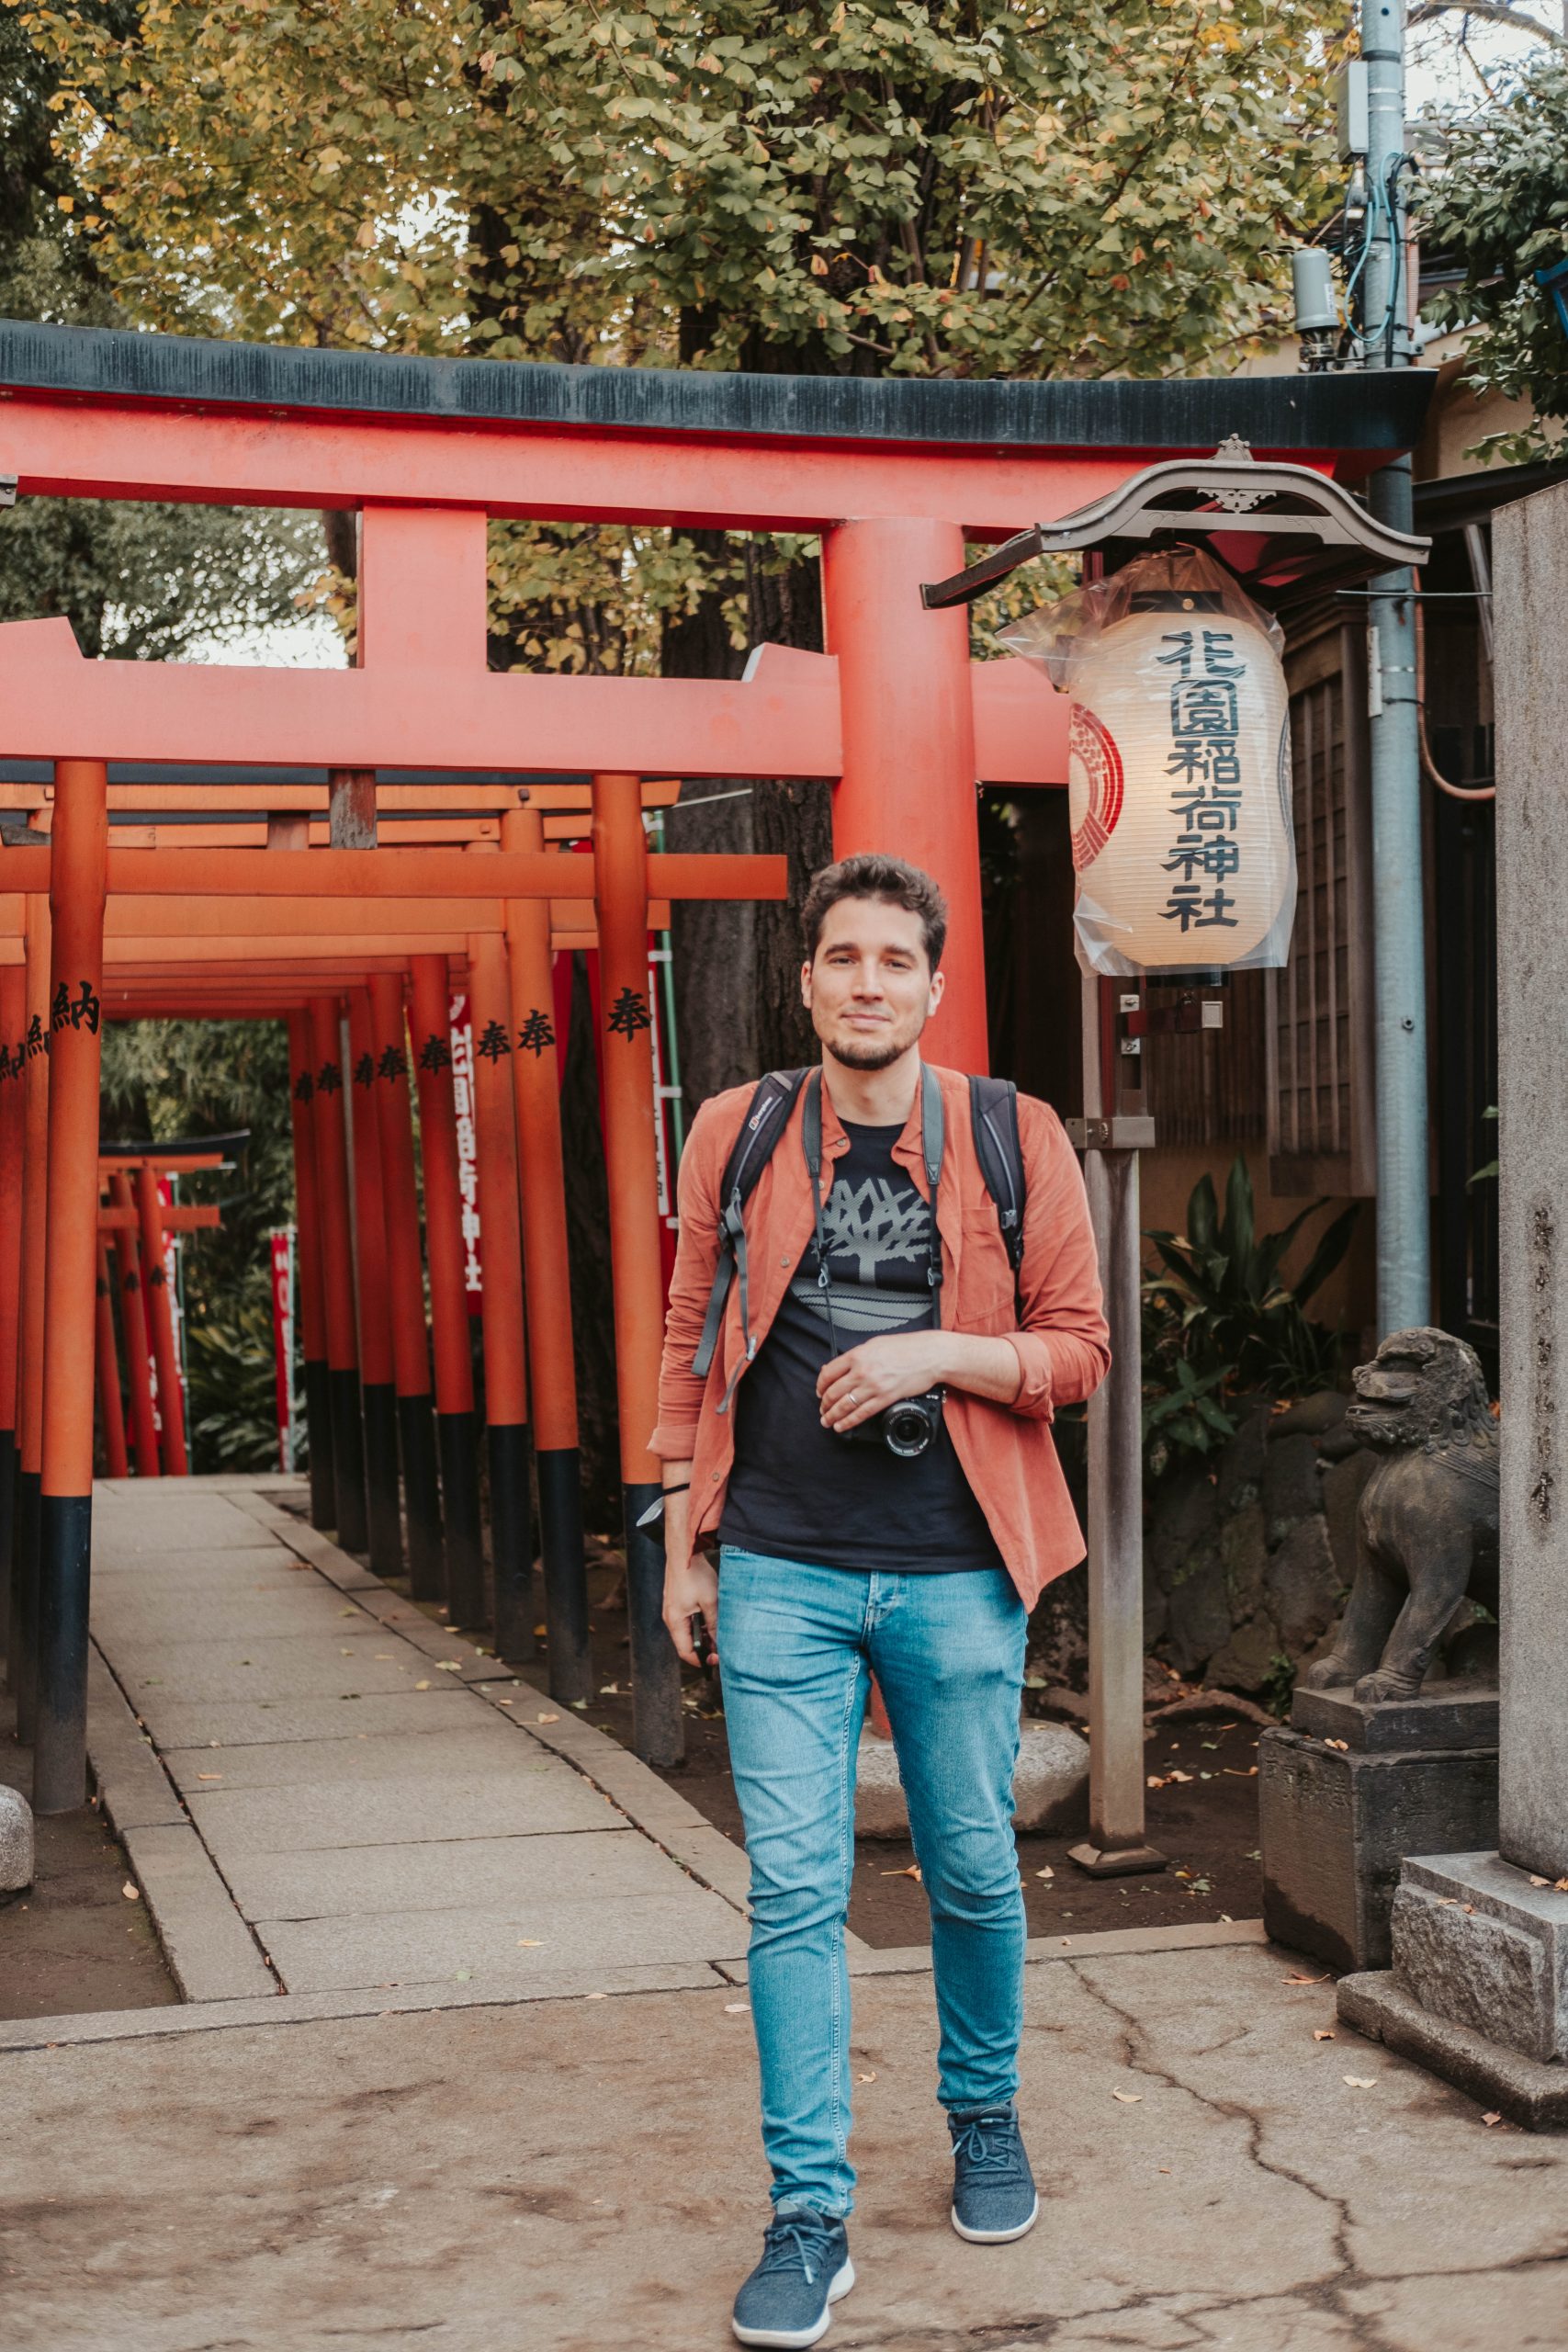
716;1545;1029;2217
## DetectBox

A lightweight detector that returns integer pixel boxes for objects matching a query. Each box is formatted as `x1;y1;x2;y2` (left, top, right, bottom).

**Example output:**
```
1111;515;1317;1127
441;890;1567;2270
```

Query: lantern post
922;449;1431;1878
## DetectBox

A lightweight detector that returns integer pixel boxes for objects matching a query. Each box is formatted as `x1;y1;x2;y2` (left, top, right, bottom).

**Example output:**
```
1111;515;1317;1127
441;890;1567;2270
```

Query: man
653;854;1109;2350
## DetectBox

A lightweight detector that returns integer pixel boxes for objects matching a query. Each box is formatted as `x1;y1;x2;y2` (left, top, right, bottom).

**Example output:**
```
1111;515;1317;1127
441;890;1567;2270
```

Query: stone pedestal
853;1720;1089;1841
1340;1854;1568;2129
1258;1688;1498;1973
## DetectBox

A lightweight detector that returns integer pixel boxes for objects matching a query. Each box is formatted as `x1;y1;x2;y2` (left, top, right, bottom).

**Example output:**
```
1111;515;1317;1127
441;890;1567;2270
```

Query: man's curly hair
800;854;948;970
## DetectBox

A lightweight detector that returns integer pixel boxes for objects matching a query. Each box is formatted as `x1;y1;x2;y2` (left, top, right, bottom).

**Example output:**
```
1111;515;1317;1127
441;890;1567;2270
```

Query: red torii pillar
409;954;484;1628
286;1012;334;1530
347;990;404;1584
592;772;682;1768
107;1169;160;1478
0;967;24;1664
95;1241;130;1482
467;927;533;1667
36;757;108;1814
821;516;988;1075
11;892;51;1742
500;807;592;1706
367;974;444;1602
308;994;368;1553
134;1163;188;1477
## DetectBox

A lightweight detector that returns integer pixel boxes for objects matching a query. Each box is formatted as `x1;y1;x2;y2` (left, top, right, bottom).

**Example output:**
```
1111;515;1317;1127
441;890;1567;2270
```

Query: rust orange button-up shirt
651;1062;1111;1611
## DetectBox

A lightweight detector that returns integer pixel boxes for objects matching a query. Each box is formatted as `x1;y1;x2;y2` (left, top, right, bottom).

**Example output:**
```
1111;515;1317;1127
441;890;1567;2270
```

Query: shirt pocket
956;1211;1018;1332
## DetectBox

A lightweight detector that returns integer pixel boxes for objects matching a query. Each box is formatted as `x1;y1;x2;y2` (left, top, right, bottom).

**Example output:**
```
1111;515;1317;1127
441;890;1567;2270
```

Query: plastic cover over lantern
997;548;1296;979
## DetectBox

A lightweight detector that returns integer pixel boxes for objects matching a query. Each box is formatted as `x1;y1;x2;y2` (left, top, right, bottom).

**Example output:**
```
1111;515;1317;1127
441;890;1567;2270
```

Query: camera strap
801;1065;945;1357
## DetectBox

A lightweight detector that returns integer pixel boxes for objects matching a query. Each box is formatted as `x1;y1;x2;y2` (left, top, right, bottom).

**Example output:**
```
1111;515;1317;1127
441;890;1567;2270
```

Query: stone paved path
88;1478;749;2003
5;1940;1566;2351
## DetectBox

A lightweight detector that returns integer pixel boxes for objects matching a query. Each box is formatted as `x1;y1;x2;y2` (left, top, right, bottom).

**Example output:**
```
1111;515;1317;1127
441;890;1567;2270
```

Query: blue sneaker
731;2209;854;2349
948;2102;1039;2243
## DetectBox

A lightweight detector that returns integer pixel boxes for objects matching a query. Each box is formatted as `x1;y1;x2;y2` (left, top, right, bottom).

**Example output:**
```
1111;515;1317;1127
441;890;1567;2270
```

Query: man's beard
824;1031;909;1073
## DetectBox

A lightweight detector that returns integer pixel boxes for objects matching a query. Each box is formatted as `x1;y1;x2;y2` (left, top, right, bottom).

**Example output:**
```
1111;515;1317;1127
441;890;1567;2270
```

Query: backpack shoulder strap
690;1069;808;1381
967;1074;1027;1281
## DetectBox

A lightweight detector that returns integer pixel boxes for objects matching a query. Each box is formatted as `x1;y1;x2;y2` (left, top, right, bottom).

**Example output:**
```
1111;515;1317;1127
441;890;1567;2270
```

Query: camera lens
884;1403;935;1458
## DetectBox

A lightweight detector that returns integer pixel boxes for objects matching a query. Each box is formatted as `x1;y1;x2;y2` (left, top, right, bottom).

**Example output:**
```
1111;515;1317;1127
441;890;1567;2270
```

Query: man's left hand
818;1333;948;1433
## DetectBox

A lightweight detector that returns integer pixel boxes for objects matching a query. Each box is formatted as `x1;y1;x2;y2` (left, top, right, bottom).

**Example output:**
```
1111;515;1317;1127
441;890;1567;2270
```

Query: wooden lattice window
1266;624;1376;1196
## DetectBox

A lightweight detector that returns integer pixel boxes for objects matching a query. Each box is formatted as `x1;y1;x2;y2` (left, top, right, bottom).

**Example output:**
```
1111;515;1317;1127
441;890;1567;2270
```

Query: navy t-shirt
718;1117;1002;1573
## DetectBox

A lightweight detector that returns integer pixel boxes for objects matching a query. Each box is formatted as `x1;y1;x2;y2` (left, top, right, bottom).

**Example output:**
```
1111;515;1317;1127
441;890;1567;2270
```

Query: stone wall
1027;1393;1374;1700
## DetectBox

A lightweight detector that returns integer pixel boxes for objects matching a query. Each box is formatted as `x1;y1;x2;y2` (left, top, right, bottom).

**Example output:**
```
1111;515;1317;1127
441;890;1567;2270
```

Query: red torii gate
0;320;1429;1810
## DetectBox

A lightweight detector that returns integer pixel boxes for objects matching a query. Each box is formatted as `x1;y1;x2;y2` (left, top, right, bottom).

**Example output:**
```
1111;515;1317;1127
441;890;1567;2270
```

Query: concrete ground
4;1939;1565;2352
4;1479;1564;2350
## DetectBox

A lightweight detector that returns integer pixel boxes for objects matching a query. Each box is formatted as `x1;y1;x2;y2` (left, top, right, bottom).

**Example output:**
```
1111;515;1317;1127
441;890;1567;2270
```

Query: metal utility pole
1360;0;1430;1335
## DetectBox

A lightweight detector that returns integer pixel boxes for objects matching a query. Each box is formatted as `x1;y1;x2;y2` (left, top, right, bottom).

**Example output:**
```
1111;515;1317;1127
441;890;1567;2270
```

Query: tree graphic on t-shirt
821;1176;928;1284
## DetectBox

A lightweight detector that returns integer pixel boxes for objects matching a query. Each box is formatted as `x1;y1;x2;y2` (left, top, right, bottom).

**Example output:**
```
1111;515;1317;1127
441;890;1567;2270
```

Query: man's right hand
662;1545;719;1668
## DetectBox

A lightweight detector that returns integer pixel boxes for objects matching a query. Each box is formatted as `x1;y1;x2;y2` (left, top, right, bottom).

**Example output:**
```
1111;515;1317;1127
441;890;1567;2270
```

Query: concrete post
1336;479;1568;2128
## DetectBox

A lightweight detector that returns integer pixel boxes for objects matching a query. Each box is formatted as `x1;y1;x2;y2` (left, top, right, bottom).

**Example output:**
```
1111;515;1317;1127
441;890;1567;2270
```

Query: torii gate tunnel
0;321;1428;1809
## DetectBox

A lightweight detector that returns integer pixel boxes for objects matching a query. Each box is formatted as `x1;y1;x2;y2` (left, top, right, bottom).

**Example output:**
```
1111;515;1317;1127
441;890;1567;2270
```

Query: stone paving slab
118;1823;276;2004
127;1688;481;1750
85;1647;186;1833
92;1493;275;1554
185;1766;625;1855
93;1587;382;1642
161;1724;534;1794
223;1827;683;1921
90;1547;303;1584
85;1478;746;2006
256;1885;751;1994
107;1635;430;1704
0;1961;729;2052
6;1944;1565;2352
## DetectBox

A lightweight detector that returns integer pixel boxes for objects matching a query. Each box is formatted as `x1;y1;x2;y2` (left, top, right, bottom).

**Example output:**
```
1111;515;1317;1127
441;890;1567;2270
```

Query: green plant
1145;1154;1358;1399
186;1289;297;1474
1141;1357;1238;1482
1261;1649;1296;1721
1469;1105;1498;1191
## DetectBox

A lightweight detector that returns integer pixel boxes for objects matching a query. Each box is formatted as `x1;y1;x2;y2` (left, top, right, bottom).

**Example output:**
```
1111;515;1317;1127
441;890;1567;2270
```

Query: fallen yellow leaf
1342;2075;1376;2089
1286;1973;1329;1985
1111;2090;1143;2104
880;1863;922;1881
122;1882;140;1900
197;1772;222;1781
723;2001;749;2014
414;1680;432;1691
516;1939;545;1949
1313;2029;1336;2041
1034;1866;1055;1882
1483;2110;1503;2127
856;2072;877;2084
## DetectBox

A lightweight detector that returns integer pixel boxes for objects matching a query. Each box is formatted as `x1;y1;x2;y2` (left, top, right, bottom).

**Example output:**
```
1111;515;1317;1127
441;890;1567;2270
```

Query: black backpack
691;1068;1027;1385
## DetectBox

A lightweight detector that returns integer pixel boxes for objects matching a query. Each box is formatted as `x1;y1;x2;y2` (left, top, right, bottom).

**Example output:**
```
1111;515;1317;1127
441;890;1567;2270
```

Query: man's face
802;896;943;1072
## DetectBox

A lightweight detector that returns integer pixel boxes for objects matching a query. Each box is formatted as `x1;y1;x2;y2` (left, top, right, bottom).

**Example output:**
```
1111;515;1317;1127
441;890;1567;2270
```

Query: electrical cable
1414;571;1495;800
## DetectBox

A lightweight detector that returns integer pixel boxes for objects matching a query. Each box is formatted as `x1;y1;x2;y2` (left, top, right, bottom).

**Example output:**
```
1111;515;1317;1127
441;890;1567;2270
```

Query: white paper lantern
1063;600;1294;978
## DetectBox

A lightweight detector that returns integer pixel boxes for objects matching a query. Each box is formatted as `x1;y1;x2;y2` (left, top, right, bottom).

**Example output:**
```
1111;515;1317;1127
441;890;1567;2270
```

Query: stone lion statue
1299;1328;1499;1705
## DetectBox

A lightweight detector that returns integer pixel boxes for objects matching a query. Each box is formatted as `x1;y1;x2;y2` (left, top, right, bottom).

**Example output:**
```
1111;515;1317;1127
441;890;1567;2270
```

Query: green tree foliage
1418;54;1568;464
0;8;329;657
23;0;1341;659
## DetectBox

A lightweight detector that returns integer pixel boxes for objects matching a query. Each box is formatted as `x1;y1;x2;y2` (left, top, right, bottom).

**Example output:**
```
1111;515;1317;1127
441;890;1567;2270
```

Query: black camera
840;1387;944;1459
